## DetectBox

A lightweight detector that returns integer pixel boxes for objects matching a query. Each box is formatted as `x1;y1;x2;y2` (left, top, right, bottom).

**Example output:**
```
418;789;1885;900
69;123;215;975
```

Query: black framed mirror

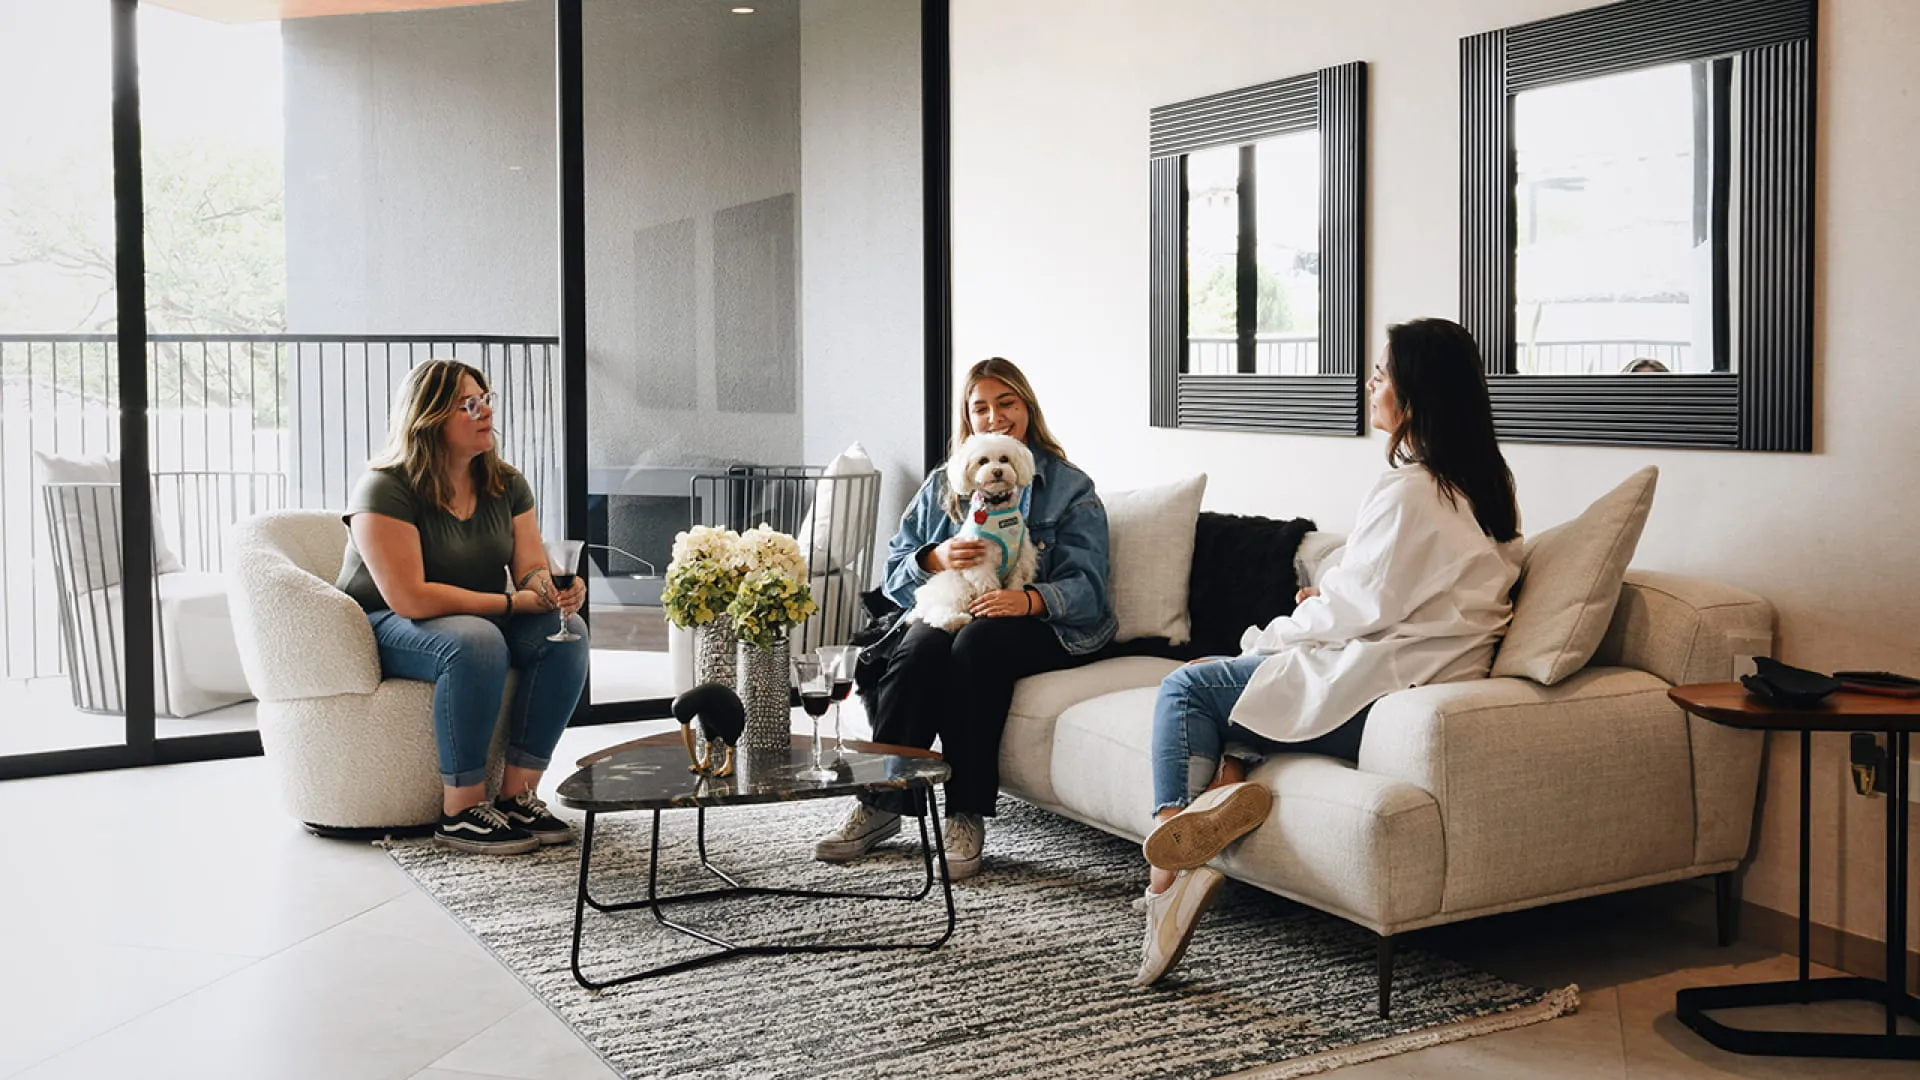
1461;0;1815;450
1150;62;1367;435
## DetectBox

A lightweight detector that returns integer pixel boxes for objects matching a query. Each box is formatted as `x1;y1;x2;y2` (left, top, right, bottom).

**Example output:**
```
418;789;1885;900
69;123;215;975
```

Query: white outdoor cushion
1103;474;1207;643
34;451;188;586
1492;466;1658;685
794;442;879;572
72;572;252;717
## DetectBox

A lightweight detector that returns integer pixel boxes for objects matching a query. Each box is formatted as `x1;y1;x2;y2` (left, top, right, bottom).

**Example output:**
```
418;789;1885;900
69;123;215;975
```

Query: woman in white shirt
1132;317;1523;986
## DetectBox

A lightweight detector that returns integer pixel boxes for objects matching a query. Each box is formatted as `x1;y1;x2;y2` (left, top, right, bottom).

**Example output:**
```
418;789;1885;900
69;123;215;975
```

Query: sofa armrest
1593;570;1774;688
227;545;380;702
1357;669;1698;912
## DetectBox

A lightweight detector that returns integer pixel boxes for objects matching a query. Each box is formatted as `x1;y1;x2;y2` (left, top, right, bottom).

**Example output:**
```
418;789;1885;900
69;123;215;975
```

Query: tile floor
2;719;1914;1080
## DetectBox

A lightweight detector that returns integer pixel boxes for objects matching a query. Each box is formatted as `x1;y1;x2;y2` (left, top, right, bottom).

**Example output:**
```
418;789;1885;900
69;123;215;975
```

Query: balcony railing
0;333;560;682
1516;340;1692;375
1186;334;1319;375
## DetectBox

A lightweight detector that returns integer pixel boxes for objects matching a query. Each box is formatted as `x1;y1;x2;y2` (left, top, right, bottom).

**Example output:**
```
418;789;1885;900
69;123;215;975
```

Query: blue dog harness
958;488;1029;582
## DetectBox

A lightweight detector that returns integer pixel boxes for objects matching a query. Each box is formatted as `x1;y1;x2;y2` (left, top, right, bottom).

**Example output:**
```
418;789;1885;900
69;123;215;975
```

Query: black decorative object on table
672;682;746;777
1739;657;1841;707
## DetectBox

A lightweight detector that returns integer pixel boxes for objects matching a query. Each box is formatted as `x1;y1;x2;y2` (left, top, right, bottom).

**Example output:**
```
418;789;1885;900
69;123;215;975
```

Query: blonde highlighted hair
943;357;1070;522
368;358;510;512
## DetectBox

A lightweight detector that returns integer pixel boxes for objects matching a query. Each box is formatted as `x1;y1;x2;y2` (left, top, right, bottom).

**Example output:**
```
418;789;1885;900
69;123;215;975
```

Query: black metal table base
1675;729;1915;1059
569;803;956;991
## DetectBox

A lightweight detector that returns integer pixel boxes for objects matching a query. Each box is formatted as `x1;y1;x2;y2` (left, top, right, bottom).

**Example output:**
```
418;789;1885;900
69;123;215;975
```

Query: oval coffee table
557;732;955;991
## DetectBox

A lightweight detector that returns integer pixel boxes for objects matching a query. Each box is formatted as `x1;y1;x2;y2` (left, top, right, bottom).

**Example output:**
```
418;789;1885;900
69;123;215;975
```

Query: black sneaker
494;790;576;846
435;803;540;855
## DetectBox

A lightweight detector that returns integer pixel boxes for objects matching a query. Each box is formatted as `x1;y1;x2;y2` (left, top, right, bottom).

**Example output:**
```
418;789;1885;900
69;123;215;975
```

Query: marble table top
557;732;951;813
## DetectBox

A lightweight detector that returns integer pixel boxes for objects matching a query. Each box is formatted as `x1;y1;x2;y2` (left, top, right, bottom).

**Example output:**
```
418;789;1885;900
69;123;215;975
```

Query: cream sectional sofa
995;505;1772;1016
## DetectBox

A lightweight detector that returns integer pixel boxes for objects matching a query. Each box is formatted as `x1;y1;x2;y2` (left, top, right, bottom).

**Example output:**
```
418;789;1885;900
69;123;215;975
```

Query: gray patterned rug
389;798;1576;1080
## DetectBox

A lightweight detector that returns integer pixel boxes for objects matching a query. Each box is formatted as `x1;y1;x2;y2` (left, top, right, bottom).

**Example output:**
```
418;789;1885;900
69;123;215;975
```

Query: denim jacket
881;446;1117;655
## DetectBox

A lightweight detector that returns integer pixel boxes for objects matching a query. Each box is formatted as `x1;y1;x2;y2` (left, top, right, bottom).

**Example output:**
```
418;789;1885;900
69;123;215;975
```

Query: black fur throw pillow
1182;511;1318;659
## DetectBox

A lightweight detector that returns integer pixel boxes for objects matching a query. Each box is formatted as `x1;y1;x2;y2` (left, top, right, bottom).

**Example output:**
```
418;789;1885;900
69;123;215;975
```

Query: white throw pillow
1492;466;1658;686
34;451;189;588
1104;474;1207;644
795;442;880;572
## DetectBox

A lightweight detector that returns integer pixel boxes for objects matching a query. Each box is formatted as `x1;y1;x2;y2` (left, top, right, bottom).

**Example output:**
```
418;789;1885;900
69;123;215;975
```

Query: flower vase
693;614;739;688
735;632;791;753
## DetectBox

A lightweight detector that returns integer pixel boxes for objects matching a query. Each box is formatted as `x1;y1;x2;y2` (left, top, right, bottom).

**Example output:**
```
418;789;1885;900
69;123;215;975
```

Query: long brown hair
1382;319;1519;543
368;358;510;513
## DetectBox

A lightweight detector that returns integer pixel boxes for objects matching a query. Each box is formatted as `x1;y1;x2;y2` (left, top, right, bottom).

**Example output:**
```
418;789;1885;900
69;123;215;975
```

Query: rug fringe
1222;984;1582;1080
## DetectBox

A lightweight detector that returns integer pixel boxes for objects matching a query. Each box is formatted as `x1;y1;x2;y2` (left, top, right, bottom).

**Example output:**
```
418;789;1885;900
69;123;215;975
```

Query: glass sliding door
0;0;133;760
580;0;928;715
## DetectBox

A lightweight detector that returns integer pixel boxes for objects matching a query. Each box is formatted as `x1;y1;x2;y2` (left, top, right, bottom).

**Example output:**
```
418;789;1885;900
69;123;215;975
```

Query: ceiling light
732;6;754;12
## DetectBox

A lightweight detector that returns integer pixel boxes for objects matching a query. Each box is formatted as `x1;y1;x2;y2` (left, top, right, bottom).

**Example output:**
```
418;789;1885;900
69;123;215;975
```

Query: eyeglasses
458;392;498;419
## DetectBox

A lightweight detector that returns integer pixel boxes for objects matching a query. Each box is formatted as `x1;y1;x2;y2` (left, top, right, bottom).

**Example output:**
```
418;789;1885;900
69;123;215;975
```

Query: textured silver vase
692;614;738;689
735;632;791;752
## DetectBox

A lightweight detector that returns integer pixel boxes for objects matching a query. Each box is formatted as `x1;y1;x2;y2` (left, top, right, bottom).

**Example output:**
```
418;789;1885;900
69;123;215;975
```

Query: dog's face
946;432;1036;501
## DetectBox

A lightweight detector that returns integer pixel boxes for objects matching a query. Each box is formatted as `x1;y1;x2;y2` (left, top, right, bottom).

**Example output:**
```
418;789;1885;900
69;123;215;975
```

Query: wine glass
542;538;585;642
792;657;837;782
817;645;861;759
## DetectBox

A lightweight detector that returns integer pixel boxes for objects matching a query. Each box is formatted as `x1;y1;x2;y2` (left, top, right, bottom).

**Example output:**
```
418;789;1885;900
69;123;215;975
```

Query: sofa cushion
1001;657;1180;806
35;451;189;587
1492;466;1657;685
1104;474;1207;644
794;442;879;572
1184;511;1316;658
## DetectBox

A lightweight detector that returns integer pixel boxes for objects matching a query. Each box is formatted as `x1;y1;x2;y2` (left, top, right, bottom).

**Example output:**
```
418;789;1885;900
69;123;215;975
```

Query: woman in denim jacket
814;357;1116;879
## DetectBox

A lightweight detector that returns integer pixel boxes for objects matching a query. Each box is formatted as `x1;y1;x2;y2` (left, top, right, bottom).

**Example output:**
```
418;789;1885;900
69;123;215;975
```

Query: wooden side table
1667;682;1918;1059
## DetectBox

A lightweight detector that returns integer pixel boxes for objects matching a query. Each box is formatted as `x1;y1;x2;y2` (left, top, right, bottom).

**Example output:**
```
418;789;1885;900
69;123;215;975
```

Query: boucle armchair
227;509;507;833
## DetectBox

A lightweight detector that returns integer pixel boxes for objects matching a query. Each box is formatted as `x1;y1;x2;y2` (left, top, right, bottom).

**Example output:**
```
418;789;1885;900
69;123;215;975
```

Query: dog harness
958;489;1028;582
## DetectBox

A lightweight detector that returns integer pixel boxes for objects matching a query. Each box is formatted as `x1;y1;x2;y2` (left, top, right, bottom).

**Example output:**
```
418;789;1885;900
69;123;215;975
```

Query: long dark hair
1382;319;1519;543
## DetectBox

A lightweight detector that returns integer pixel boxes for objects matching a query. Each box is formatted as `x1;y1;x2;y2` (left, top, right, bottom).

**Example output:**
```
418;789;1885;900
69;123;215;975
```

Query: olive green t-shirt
336;466;536;613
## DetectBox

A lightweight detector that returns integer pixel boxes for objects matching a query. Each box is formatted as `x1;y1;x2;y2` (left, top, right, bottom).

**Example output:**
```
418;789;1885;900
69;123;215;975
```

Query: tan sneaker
1131;867;1225;987
943;813;985;880
1142;781;1272;871
814;803;901;862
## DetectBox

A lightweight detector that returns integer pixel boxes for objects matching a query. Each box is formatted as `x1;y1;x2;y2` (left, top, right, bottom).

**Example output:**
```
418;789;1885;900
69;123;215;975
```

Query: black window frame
1461;0;1816;450
1149;62;1368;435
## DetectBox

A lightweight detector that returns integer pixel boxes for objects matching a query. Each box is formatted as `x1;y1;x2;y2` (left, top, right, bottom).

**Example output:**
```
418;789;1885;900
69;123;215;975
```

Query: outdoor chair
41;470;283;717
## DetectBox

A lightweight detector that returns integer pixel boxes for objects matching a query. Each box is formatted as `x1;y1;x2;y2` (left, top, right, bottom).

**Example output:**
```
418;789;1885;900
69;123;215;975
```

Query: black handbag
1740;656;1841;706
850;589;908;696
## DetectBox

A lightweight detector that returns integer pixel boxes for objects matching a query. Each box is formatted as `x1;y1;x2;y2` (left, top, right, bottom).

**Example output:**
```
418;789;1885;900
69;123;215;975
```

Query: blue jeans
368;610;589;788
1149;655;1369;815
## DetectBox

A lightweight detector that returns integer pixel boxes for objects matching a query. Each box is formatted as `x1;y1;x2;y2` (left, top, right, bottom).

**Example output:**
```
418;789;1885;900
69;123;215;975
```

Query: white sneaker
1142;781;1272;871
1131;867;1225;987
943;812;985;880
814;803;901;862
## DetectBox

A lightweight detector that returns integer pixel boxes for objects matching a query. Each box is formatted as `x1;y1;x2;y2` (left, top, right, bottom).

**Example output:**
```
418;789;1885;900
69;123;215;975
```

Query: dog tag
973;509;987;524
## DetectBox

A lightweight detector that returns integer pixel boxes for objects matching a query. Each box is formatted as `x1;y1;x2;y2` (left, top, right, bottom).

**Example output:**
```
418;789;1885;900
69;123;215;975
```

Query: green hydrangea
728;567;819;649
661;525;743;628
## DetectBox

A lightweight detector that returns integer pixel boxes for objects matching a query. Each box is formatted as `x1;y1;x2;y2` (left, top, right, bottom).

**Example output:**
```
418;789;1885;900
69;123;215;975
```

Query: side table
1667;682;1917;1059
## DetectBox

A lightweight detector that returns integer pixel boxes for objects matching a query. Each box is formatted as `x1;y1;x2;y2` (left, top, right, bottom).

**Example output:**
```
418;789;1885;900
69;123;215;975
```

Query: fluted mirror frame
1149;62;1368;435
1461;0;1815;451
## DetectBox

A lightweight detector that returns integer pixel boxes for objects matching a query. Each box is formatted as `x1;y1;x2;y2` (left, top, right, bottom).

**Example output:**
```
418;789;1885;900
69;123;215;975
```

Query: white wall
949;0;1920;948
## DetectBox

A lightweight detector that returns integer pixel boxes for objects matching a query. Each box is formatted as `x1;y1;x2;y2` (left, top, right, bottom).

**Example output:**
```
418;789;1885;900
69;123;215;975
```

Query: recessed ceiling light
732;6;754;12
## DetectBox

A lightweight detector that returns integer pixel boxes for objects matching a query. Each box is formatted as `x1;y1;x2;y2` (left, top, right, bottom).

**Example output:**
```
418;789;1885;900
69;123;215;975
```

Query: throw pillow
795;442;880;572
1104;474;1208;644
34;451;189;589
1183;509;1317;658
1492;466;1659;685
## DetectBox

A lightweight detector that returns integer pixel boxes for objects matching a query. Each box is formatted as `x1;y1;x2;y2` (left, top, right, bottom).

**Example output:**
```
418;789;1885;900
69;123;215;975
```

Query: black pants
863;617;1093;817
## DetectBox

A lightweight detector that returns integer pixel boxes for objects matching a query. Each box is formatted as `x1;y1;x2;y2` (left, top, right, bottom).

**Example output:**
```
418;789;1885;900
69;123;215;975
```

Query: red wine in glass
830;678;853;702
550;572;577;591
801;689;832;718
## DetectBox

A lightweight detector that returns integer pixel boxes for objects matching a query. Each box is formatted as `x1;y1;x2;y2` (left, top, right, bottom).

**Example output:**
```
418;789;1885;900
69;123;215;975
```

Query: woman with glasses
336;359;589;855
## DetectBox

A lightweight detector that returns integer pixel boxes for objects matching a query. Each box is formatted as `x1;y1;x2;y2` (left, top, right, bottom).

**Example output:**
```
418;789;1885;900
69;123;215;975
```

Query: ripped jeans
1149;655;1368;815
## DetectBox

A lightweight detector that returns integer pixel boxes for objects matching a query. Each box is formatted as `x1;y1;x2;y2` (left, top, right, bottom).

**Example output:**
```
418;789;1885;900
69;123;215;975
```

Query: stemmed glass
792;657;837;782
542;538;585;643
817;645;862;760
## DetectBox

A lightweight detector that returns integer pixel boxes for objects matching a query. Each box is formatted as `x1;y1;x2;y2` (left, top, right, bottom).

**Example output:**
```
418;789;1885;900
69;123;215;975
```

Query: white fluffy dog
905;432;1039;633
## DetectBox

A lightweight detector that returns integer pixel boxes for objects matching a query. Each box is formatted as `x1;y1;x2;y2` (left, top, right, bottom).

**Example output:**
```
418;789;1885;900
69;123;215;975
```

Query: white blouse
1229;465;1522;744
